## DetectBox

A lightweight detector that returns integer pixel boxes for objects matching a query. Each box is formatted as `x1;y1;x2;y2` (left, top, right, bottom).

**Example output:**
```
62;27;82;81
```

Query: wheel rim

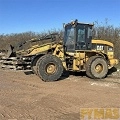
46;63;56;74
95;64;103;73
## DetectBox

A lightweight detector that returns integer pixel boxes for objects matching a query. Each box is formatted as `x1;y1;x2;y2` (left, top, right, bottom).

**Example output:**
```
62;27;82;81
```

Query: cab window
77;27;85;43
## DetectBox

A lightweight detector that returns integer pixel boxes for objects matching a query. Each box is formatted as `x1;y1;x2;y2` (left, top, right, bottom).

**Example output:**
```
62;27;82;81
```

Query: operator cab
64;20;93;52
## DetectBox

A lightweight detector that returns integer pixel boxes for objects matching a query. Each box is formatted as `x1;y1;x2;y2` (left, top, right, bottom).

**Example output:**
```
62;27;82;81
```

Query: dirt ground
0;69;120;120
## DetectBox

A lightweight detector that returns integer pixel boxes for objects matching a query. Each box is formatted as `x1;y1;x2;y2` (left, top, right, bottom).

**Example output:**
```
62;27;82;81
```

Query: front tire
31;56;40;75
37;54;63;82
86;56;108;79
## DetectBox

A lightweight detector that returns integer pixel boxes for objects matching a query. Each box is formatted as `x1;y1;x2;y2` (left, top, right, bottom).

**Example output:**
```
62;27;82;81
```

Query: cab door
76;25;86;50
76;25;92;50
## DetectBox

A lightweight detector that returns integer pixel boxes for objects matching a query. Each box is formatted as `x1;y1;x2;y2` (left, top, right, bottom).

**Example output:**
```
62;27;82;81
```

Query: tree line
0;20;120;58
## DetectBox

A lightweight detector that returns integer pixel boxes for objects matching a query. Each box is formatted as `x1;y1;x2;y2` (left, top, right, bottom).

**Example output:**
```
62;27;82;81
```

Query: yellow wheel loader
1;20;118;81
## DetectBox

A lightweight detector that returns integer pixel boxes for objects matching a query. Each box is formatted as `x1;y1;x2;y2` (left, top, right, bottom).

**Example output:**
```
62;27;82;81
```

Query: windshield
65;25;74;45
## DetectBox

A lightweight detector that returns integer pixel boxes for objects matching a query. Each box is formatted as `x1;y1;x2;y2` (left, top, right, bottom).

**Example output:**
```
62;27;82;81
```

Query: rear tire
86;56;108;79
37;54;63;82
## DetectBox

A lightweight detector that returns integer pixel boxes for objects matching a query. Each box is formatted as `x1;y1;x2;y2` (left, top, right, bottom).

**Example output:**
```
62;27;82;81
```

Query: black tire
31;57;39;74
37;54;63;82
86;56;108;79
31;56;44;75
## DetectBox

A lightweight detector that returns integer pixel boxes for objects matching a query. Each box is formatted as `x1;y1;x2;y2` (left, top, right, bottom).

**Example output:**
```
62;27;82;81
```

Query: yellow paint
80;108;120;120
28;44;51;55
109;59;119;68
92;39;113;47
